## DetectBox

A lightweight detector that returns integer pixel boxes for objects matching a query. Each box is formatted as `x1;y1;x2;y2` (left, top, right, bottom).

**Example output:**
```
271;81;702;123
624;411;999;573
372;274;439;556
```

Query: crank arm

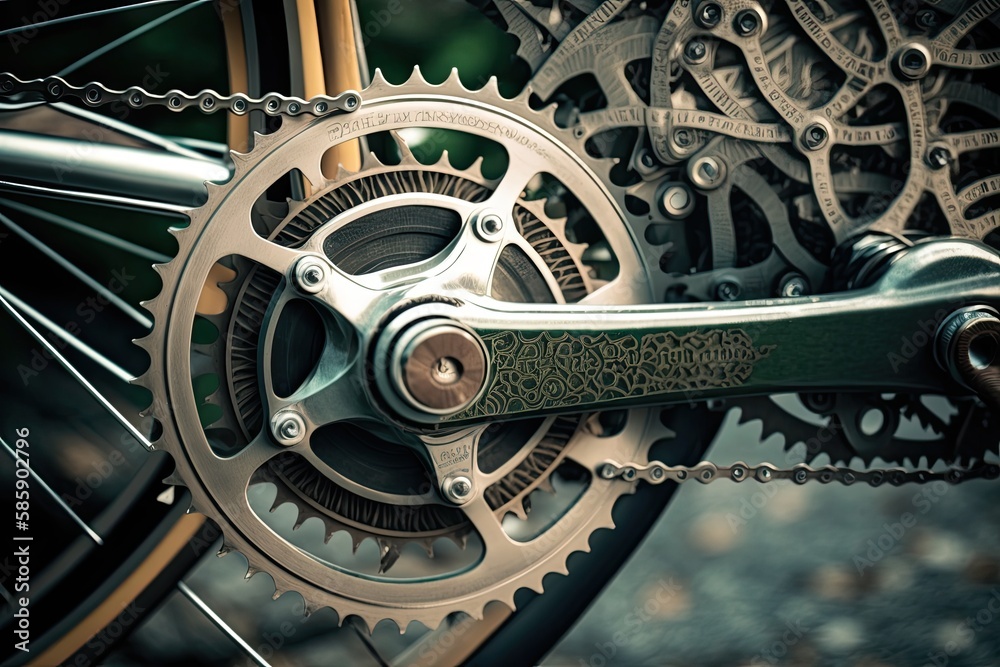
373;238;1000;427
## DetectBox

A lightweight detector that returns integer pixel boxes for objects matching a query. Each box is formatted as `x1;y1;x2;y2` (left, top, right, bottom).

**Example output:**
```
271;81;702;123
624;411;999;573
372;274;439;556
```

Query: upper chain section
0;73;361;117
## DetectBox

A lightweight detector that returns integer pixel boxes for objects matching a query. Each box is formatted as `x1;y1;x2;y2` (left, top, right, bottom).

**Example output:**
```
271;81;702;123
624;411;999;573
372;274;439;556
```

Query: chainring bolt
294;258;329;293
779;273;809;298
659;183;695;219
734;9;761;37
714;278;741;301
685;39;708;64
895;44;931;80
271;411;306;446
926;145;952;169
476;213;505;241
800;123;829;151
690;155;726;190
441;475;474;504
695;1;723;28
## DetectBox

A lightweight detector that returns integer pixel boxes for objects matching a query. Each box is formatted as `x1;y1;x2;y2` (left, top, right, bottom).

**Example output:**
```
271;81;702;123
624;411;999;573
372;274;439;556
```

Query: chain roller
0;73;361;117
600;459;1000;486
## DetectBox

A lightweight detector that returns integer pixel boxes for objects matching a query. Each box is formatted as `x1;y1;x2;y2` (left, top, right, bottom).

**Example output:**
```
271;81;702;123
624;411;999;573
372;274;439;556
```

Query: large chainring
483;0;1000;465
140;70;679;630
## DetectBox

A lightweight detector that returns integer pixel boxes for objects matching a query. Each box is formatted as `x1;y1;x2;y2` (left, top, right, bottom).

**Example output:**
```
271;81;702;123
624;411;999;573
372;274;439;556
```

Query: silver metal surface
0;131;229;208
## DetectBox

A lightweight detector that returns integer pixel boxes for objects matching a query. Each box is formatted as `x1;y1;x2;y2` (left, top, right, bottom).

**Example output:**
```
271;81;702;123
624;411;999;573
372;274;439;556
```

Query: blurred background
2;0;1000;665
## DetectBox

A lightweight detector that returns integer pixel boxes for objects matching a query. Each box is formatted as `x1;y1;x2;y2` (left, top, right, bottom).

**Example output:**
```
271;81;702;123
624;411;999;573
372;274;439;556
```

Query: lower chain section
600;459;1000;487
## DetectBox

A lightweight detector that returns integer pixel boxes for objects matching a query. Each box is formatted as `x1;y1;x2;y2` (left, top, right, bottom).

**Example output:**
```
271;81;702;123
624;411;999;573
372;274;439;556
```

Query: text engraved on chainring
452;329;775;419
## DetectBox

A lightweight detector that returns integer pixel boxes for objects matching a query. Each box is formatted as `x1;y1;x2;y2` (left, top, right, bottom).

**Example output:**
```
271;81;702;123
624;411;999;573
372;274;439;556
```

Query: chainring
483;0;1000;465
139;69;679;630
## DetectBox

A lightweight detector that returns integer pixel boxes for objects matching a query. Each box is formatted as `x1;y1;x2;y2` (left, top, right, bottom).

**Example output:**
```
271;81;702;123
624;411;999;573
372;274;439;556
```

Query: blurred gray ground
108;408;1000;667
545;411;1000;667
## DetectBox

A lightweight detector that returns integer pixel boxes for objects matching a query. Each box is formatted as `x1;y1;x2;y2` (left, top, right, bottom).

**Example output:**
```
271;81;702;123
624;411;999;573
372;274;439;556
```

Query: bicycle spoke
0;0;190;37
0;199;171;263
1;434;104;545
58;0;213;78
0;180;192;215
0;286;136;383
350;620;389;667
0;292;153;451
176;581;273;667
0;210;153;329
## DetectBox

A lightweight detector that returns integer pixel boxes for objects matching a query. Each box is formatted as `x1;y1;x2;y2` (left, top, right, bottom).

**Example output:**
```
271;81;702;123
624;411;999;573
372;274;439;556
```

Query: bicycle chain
3;71;996;488
599;459;1000;487
0;73;361;116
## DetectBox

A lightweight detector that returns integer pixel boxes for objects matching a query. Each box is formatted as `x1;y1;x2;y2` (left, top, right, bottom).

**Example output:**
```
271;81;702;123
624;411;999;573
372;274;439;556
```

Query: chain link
599;459;1000;487
0;74;361;117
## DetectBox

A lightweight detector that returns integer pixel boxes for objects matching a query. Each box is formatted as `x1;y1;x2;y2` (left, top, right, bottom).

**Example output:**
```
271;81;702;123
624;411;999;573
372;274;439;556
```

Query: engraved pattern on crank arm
375;239;1000;425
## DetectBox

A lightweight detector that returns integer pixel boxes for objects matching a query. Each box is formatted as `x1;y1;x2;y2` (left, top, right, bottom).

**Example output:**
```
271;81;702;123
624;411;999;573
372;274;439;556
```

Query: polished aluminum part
270;411;306;446
0;131;229;207
440;474;474;505
394;321;487;414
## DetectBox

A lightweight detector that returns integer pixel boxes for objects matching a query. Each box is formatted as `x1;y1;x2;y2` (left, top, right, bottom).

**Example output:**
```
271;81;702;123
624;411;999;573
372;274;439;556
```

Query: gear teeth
510;502;529;521
350;533;365;554
443;67;466;92
369;67;389;88
541;101;559;125
468;155;486;178
361;149;386;171
349;614;376;635
377;539;401;573
230;149;253;169
481;75;501;97
389;130;415;161
217;544;232;558
421;539;435;558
